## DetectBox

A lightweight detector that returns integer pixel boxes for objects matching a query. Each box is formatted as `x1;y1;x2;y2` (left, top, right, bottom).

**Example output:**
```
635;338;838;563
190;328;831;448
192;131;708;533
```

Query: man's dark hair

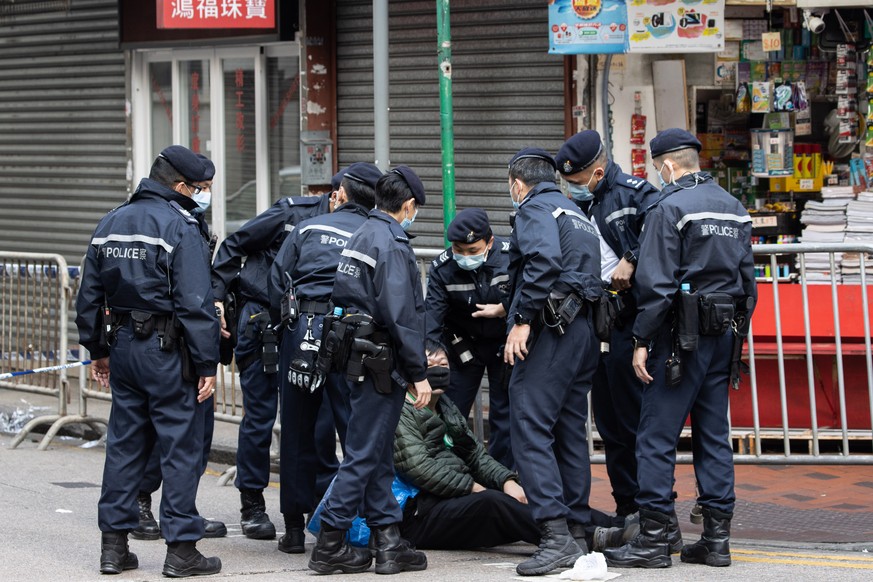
341;177;376;209
375;172;412;213
509;158;557;187
149;156;186;189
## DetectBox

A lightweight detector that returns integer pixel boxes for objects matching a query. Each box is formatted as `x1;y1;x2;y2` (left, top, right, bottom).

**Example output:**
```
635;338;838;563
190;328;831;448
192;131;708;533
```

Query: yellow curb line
733;549;873;562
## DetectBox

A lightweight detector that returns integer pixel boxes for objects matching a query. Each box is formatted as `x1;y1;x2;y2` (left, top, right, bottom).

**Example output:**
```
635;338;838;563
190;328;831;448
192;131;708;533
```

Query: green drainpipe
437;0;456;246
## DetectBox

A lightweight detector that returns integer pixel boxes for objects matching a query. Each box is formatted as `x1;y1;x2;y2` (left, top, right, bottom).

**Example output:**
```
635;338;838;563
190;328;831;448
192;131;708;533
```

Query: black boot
593;510;644;552
680;507;731;567
100;531;138;574
667;509;684;554
162;541;222;578
130;492;160;541
371;524;427;575
239;489;276;540
202;517;227;539
517;518;586;576
278;513;306;554
308;522;372;574
602;509;671;569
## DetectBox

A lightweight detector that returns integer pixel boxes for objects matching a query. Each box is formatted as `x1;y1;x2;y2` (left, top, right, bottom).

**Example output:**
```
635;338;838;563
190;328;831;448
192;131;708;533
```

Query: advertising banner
157;0;276;29
548;0;629;55
627;0;725;54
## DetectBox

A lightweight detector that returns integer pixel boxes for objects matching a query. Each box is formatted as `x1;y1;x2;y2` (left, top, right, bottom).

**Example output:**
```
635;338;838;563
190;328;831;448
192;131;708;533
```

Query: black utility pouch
179;339;197;383
676;288;699;351
698;293;735;336
665;354;683;387
261;327;279;374
594;292;624;342
130;311;155;339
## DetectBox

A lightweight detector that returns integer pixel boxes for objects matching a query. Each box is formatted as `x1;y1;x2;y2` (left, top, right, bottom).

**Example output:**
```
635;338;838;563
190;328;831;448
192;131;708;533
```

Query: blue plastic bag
307;475;420;547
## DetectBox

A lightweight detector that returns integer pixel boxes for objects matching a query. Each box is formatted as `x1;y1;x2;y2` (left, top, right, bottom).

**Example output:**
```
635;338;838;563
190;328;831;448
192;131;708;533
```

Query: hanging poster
548;0;629;55
627;0;725;54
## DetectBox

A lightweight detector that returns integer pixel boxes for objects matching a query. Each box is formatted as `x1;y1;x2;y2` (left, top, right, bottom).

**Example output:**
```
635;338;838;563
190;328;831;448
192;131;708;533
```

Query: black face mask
426;366;450;390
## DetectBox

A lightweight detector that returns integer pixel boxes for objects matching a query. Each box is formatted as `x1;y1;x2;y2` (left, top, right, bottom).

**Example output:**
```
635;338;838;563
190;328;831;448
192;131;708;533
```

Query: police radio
280;273;300;326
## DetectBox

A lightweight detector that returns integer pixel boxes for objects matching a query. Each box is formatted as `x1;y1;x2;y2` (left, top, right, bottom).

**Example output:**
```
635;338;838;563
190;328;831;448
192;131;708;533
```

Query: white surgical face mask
192;190;211;213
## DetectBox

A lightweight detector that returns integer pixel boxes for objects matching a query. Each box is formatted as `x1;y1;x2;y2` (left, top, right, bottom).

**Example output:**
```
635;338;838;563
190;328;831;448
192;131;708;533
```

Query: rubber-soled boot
667;510;684;554
100;531;138;575
278;514;305;554
308;522;373;574
202;517;227;539
371;524;427;575
130;492;161;541
517;518;586;576
680;507;732;567
239;489;276;540
602;509;672;569
162;541;222;578
591;526;625;552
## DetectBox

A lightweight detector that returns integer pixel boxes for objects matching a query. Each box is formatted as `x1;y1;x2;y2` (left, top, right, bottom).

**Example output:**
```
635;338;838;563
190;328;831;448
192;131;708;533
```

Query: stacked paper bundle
798;194;849;283
842;191;873;283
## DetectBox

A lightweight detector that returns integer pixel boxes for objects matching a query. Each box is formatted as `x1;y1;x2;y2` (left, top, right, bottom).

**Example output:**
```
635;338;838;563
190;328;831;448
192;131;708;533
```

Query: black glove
426;365;451;390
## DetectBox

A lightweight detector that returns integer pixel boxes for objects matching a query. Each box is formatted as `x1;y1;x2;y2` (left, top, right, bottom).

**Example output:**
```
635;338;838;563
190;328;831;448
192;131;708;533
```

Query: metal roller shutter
336;0;566;250
0;0;127;264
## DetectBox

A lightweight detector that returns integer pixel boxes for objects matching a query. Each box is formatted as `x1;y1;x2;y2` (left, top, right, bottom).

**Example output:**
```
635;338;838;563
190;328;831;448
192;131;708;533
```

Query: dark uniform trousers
278;319;351;518
99;326;205;543
319;375;406;530
401;489;540;550
636;327;736;515
591;321;642;511
445;340;512;468
509;313;598;525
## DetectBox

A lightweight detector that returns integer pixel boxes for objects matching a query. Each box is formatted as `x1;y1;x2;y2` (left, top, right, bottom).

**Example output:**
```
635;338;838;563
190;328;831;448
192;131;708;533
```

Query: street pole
373;0;390;171
437;0;456;245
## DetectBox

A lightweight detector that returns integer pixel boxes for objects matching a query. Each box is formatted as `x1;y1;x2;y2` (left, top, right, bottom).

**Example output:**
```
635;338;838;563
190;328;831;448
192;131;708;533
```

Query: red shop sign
157;0;276;30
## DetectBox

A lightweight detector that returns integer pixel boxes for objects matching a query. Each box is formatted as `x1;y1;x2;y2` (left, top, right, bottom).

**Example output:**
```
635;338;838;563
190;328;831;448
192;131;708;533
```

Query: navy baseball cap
447;208;492;244
508;147;557;170
650;128;702;159
343;162;383;190
158;145;213;182
556;130;604;175
391;166;426;205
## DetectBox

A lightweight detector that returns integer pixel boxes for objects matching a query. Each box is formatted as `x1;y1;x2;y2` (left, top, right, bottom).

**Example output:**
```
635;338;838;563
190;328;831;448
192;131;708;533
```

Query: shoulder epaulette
431;249;452;269
169;200;199;224
287;195;322;207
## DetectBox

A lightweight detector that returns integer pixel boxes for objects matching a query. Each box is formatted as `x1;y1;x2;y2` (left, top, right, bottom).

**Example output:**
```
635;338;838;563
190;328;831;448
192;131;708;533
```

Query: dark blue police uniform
211;193;337;495
425;237;513;467
267;202;370;527
632;171;756;517
586;161;659;515
319;209;428;531
507;181;603;527
76;177;220;544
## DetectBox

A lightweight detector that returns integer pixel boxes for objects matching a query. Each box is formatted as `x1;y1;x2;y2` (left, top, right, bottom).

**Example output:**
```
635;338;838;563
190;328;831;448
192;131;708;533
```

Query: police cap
391;165;426;205
556;130;603;175
649;128;702;159
508;147;557;171
331;168;348;191
159;145;212;182
344;162;383;190
196;154;216;181
447;208;492;244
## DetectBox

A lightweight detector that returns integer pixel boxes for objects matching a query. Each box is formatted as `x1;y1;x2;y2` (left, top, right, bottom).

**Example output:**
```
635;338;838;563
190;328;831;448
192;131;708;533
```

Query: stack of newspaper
798;191;850;283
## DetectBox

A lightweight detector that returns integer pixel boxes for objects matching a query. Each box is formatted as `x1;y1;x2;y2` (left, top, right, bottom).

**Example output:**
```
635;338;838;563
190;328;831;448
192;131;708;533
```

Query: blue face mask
453;251;487;271
567;182;593;202
191;190;211;214
656;162;673;189
400;206;418;231
509;183;520;210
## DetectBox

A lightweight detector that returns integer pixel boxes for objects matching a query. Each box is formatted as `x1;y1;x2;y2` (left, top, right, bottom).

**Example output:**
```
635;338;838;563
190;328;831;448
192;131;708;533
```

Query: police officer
132;154;228;542
211;169;342;540
425;208;513;467
308;167;431;575
603;129;756;569
503;148;603;576
76;145;221;577
555;130;661;522
267;162;382;554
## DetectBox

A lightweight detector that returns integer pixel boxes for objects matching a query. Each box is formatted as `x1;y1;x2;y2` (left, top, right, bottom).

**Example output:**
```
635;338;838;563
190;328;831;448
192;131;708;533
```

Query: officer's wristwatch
632;337;652;350
514;313;532;326
622;250;638;266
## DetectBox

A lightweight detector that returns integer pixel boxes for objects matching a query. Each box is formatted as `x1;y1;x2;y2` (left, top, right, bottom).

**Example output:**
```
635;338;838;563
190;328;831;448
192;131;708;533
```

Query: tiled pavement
589;463;873;544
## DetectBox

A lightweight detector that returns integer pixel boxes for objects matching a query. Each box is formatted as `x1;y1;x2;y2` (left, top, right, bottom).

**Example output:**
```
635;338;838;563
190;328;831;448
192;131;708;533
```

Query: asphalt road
2;431;873;582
